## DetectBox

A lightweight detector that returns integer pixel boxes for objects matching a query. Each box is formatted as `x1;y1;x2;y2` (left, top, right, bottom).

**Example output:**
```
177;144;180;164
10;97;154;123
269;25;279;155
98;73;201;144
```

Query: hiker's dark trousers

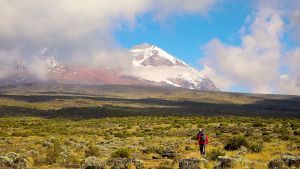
199;144;206;155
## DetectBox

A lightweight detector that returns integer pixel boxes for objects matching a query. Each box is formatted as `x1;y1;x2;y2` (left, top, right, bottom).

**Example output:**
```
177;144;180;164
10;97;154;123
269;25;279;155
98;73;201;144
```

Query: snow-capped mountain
130;43;218;90
0;44;218;91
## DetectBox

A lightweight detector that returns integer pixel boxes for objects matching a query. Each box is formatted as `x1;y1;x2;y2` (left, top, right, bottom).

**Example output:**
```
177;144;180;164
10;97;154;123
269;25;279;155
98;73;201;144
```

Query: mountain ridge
0;44;218;91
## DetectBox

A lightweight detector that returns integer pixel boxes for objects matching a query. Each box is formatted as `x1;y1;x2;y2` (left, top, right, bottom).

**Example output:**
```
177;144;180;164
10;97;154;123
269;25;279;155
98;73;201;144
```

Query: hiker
197;129;209;156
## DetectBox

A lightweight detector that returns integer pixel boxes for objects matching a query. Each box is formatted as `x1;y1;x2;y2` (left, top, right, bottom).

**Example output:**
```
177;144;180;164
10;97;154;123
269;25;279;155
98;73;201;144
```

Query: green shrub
45;140;62;164
224;136;249;151
249;143;263;153
111;148;131;158
0;130;9;137
279;134;290;141
262;136;272;142
207;148;225;161
85;144;101;157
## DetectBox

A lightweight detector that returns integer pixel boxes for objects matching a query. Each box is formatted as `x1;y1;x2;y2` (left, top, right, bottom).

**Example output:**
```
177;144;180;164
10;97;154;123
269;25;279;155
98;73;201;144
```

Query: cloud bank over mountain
0;0;217;79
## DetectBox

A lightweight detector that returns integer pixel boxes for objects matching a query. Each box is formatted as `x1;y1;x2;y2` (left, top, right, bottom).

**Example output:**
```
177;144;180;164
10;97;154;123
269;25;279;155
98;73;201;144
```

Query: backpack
200;134;206;142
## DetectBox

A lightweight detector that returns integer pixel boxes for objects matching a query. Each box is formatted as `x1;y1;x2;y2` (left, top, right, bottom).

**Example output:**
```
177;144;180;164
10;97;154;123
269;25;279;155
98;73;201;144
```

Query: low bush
111;148;131;158
85;144;101;157
45;140;62;164
207;148;225;161
224;136;249;150
262;136;272;142
248;143;263;153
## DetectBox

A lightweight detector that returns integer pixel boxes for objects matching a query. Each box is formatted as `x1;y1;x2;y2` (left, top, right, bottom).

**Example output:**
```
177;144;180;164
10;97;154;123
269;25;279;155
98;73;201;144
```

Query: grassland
0;83;299;168
0;116;299;168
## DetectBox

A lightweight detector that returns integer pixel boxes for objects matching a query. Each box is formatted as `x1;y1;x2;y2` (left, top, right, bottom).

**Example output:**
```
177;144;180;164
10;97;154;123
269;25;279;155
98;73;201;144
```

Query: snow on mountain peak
45;57;59;68
129;43;218;90
44;56;66;74
131;43;188;67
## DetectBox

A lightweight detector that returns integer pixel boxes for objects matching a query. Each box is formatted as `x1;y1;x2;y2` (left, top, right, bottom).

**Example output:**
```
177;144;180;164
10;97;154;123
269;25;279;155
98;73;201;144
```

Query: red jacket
197;133;209;144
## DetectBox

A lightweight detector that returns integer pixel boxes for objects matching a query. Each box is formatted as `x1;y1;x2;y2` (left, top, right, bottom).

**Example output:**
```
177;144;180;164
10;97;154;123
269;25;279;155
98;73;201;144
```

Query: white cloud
201;0;300;95
0;50;19;79
278;48;300;95
283;0;300;41
151;0;217;20
0;0;149;41
0;0;218;79
201;6;283;93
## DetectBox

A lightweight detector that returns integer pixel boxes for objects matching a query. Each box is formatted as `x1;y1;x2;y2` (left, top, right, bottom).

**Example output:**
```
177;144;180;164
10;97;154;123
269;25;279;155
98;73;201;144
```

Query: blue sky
114;0;300;94
115;0;252;68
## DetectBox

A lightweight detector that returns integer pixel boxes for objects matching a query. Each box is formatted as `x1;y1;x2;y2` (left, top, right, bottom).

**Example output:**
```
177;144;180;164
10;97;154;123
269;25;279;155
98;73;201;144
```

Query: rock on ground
179;158;201;169
214;156;238;169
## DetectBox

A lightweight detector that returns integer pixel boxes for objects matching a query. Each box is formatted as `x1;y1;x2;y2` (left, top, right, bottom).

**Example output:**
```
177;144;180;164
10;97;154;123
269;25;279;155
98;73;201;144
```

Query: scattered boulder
129;158;144;169
268;155;300;169
41;141;52;147
240;146;248;152
108;158;144;169
214;156;238;169
83;156;106;169
161;149;177;159
268;158;285;169
282;155;300;167
0;152;29;169
179;158;201;169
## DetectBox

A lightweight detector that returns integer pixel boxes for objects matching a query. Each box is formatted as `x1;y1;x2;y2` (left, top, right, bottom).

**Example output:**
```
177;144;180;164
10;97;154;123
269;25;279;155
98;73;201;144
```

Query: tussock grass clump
207;148;225;160
45;140;63;164
262;136;272;142
85;144;101;157
111;148;131;158
248;143;263;153
224;135;249;151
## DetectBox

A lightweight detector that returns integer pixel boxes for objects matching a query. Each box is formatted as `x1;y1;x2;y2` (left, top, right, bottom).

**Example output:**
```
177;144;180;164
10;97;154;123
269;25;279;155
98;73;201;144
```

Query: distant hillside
0;83;299;118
